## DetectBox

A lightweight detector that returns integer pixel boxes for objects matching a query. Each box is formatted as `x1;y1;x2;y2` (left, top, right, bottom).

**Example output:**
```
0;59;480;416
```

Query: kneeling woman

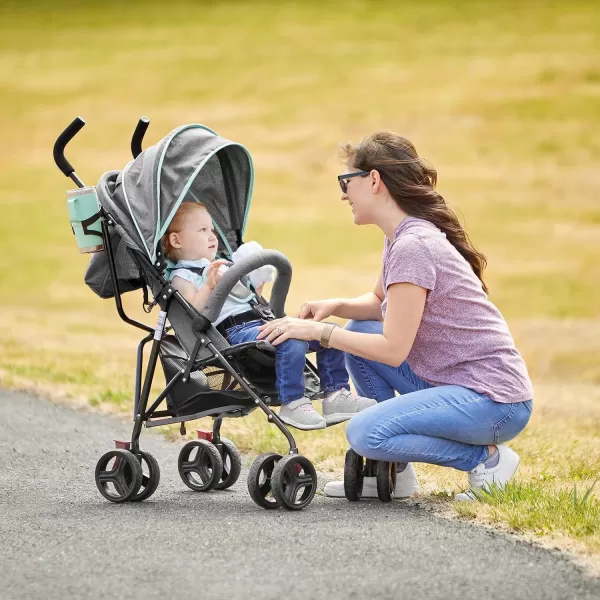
258;132;533;500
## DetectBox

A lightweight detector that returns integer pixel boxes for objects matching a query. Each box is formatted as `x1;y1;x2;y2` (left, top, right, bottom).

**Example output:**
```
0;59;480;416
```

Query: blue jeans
226;320;349;404
343;320;533;471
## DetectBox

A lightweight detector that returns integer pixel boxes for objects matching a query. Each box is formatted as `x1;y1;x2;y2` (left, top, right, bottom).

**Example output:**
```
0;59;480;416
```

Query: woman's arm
260;281;427;367
326;283;426;366
298;271;385;322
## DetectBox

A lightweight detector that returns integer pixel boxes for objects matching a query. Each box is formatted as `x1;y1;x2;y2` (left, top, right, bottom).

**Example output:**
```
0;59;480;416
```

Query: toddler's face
174;207;218;261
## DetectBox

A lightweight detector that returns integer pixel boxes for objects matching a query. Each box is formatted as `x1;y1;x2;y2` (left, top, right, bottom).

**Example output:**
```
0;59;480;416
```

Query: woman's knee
344;320;383;335
346;410;377;456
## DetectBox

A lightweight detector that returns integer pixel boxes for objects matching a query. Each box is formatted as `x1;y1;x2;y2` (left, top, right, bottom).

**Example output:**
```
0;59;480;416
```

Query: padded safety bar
202;250;292;323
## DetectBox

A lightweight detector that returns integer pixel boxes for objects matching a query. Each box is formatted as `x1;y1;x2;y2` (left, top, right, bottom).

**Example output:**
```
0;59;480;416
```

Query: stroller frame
54;117;325;510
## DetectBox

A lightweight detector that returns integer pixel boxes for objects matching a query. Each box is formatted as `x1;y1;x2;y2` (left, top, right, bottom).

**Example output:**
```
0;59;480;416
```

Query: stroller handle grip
131;116;150;158
202;250;292;323
53;117;86;184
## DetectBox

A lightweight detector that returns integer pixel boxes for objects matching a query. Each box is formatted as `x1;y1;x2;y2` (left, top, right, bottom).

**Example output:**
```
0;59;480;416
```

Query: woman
258;132;533;500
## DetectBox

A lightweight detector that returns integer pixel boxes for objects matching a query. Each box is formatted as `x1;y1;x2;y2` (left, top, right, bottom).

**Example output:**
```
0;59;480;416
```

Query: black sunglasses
337;170;370;193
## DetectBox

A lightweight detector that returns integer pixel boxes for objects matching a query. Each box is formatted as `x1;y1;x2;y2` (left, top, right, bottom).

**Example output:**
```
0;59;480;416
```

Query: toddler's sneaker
322;389;377;425
455;444;520;502
323;462;419;498
278;398;326;430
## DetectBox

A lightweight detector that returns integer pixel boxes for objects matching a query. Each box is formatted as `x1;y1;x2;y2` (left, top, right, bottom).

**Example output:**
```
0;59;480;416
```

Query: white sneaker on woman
323;463;419;498
322;389;377;425
455;445;520;501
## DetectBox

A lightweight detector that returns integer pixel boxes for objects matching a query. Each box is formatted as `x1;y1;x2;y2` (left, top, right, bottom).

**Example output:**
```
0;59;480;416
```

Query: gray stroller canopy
109;124;253;262
86;124;254;299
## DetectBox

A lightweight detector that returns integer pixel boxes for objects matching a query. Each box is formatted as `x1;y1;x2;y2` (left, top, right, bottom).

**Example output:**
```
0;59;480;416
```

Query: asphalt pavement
1;390;598;600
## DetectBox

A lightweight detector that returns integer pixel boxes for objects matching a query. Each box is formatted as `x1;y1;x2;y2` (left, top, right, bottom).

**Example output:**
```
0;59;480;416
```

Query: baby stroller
53;117;329;511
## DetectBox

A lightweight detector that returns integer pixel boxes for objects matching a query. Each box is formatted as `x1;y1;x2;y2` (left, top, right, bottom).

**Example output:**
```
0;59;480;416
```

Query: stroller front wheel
130;451;161;502
247;452;282;509
95;449;143;503
214;438;242;490
344;449;365;502
375;460;397;502
178;440;223;492
270;454;317;511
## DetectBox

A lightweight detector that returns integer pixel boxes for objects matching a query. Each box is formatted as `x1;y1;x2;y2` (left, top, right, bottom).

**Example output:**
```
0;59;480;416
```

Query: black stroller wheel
247;452;282;509
95;449;143;503
130;451;161;502
344;448;365;501
270;454;317;511
214;438;242;490
376;461;397;502
178;440;223;492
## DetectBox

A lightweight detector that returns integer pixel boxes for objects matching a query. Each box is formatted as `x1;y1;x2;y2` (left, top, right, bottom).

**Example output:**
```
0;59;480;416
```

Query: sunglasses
337;170;370;193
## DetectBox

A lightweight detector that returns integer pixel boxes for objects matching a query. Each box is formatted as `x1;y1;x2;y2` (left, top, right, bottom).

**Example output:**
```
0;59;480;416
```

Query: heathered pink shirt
382;217;533;404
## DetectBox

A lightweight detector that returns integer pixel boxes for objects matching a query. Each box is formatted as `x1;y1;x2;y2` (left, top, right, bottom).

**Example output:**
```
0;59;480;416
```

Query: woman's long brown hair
341;132;488;293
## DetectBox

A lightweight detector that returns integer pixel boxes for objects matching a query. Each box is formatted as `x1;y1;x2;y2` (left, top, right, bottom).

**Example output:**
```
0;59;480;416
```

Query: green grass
455;479;600;542
1;0;599;569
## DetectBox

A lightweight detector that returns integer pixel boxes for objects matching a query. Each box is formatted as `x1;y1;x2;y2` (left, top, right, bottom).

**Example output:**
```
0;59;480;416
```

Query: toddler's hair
161;201;208;261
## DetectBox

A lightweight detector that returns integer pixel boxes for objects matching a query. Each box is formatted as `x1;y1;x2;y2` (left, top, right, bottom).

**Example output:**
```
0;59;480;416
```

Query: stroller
53;117;333;511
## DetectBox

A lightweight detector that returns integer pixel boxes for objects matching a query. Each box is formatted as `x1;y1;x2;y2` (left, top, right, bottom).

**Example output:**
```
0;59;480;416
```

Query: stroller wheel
214;438;242;491
130;451;161;502
95;449;143;503
247;452;282;509
344;449;365;501
376;460;397;503
271;454;317;511
178;440;223;492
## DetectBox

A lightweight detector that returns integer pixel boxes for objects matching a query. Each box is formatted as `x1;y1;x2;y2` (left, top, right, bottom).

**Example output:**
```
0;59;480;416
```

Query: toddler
162;201;376;430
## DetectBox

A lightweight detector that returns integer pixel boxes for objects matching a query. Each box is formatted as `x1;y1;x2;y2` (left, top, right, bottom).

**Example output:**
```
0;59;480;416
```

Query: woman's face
340;167;374;225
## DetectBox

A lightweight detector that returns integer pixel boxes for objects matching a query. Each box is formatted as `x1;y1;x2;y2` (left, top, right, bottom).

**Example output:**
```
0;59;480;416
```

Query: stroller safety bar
202;250;292;323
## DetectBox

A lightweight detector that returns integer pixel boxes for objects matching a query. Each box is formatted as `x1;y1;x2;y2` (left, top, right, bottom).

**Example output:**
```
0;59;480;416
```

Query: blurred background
0;0;599;552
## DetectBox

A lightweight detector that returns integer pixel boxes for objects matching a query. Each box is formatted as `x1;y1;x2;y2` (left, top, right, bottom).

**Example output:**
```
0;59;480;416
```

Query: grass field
1;0;599;570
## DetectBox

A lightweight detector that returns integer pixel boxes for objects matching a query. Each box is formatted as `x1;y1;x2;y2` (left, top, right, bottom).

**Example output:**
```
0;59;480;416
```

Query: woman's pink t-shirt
382;217;533;404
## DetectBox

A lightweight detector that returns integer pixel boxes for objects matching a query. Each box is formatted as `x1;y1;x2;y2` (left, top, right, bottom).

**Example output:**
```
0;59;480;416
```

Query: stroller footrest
222;340;276;360
196;429;213;442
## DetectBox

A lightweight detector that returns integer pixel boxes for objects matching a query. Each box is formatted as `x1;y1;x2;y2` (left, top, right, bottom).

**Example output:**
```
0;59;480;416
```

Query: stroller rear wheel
214;438;242;490
178;440;223;492
344;449;366;501
375;460;397;503
130;451;161;502
247;452;282;509
270;454;317;511
95;449;143;503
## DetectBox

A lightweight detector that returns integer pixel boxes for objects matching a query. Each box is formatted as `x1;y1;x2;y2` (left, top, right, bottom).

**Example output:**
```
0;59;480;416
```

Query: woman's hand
205;260;229;290
296;299;341;321
258;317;325;346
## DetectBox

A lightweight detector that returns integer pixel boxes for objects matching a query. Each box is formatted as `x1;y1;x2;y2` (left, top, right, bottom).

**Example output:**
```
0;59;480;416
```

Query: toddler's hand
205;260;228;290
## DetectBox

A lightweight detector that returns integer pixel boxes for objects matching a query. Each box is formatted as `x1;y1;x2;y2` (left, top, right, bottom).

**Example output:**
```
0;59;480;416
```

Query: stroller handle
131;116;150;158
53;116;86;187
202;250;292;323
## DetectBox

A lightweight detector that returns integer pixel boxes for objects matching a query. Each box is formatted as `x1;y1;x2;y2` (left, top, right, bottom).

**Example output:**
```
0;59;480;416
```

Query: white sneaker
278;398;326;430
455;445;520;502
322;389;377;425
323;463;419;498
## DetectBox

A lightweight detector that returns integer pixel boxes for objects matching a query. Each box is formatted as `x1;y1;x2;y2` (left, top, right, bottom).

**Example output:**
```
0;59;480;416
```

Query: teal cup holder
67;186;104;253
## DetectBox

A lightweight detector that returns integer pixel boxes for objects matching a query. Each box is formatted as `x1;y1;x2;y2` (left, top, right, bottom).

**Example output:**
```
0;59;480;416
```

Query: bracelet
320;323;337;349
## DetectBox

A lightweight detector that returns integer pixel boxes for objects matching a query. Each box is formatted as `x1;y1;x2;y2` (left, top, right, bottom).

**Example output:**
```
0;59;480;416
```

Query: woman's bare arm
326;282;426;366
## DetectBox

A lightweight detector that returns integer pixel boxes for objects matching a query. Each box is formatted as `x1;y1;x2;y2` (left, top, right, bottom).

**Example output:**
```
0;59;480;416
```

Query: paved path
1;390;598;600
